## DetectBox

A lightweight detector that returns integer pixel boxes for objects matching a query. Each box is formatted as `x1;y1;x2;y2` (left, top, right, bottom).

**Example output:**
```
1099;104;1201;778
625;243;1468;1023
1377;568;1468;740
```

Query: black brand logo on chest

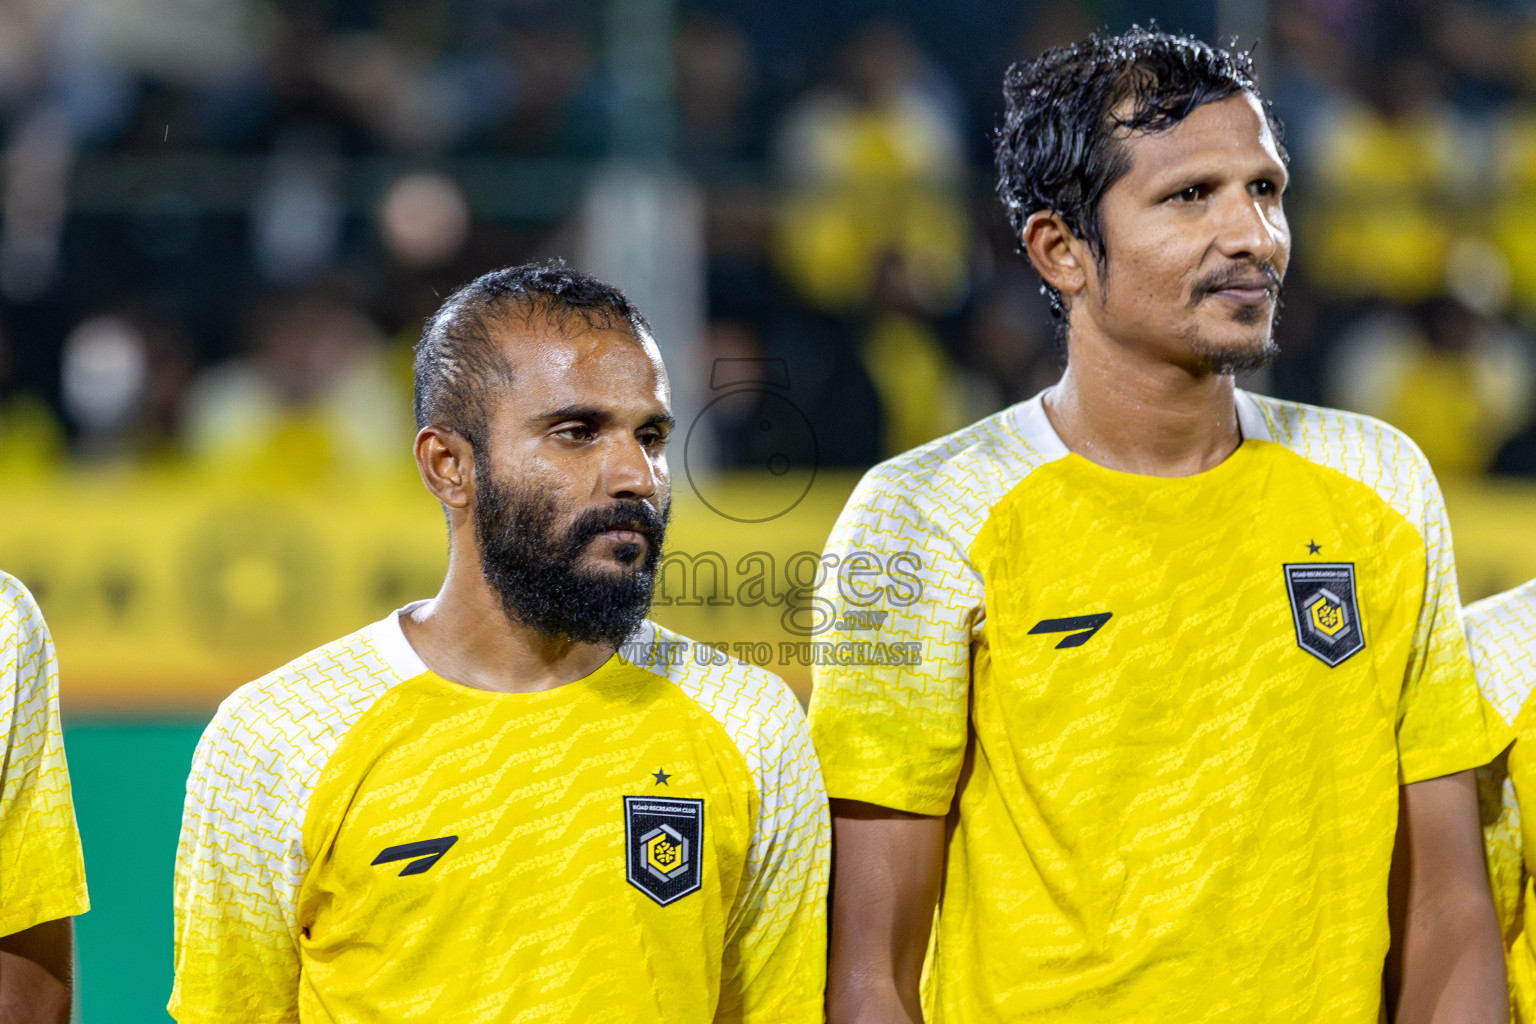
623;795;703;906
1028;612;1113;649
372;835;458;876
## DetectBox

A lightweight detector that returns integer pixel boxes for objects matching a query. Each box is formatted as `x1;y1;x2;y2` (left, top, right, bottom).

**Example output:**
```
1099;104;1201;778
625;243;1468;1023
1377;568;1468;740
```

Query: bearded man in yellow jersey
0;571;89;1024
1466;579;1536;1019
809;27;1509;1024
169;263;829;1023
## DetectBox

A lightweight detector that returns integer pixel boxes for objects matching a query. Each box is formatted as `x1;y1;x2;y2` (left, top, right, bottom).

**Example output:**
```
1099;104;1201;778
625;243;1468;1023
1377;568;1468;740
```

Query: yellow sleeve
807;462;984;815
1478;752;1524;944
169;697;305;1024
718;681;829;1024
1465;580;1536;959
0;574;88;936
1394;458;1510;784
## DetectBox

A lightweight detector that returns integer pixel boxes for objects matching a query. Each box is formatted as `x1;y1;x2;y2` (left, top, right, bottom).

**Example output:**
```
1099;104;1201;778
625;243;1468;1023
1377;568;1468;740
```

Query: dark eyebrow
643;413;677;432
533;404;610;425
532;405;676;432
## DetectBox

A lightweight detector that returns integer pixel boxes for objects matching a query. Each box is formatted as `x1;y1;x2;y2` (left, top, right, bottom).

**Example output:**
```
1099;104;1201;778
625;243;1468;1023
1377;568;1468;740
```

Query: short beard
472;453;668;647
1188;332;1280;375
1185;261;1283;375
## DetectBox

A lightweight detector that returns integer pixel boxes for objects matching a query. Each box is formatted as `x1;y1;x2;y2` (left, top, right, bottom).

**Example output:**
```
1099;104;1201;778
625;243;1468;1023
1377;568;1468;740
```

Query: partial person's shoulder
1466;579;1536;727
1241;391;1440;522
0;571;56;709
841;393;1068;543
1468;578;1536;631
0;570;47;647
622;621;812;776
198;609;427;776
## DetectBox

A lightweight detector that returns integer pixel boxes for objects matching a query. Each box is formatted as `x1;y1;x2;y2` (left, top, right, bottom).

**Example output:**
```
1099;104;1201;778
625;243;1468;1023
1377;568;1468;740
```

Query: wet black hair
995;25;1287;322
413;260;653;445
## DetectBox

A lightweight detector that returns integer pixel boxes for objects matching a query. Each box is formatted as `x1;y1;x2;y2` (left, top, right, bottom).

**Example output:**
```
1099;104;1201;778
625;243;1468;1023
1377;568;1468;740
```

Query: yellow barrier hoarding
1;469;1532;713
0;470;861;710
1443;482;1536;603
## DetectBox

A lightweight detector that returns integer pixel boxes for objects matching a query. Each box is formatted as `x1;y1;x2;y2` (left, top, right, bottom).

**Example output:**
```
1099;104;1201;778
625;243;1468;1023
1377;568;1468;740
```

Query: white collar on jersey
1013;387;1274;453
363;603;658;683
366;602;431;680
1235;390;1273;442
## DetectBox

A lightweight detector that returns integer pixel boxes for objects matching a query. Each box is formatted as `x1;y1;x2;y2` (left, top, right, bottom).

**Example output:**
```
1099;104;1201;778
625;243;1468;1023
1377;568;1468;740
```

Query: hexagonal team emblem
1283;563;1365;667
643;824;688;879
1307;589;1348;637
624;796;703;905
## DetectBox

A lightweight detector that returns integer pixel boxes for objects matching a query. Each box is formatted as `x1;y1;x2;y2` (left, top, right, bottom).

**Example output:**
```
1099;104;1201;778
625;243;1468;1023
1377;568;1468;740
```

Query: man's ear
1021;211;1091;304
415;425;475;510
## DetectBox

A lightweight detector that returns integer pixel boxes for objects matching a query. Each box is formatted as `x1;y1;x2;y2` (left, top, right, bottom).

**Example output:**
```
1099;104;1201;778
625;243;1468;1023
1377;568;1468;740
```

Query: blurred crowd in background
2;0;1536;482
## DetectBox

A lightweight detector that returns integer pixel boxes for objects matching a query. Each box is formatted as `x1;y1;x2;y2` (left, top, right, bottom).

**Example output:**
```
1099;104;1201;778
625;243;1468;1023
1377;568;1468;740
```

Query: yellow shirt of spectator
809;390;1503;1023
1467;578;1536;1022
0;571;89;937
169;610;828;1024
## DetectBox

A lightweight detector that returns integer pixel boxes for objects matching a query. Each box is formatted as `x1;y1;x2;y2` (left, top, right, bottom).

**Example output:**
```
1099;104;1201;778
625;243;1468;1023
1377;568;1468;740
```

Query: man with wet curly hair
810;26;1508;1023
995;27;1286;348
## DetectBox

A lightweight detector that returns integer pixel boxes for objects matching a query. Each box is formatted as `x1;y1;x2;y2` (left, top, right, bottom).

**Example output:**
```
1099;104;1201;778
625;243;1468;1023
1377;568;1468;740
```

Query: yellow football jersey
0;571;89;937
1467;579;1536;1022
169;611;828;1023
809;390;1502;1023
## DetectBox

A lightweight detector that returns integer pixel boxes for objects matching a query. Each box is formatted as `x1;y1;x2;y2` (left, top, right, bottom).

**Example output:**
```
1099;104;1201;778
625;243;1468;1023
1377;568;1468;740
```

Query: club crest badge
1283;563;1365;667
624;795;703;905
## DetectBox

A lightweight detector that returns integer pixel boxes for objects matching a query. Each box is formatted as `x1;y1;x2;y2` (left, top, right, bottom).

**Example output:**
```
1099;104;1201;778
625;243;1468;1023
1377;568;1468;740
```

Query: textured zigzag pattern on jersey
1466;581;1536;958
812;392;1478;1021
1479;760;1525;946
0;573;74;832
814;393;1457;766
1467;580;1536;727
813;405;1064;722
172;626;402;1019
623;620;829;1016
1248;395;1462;672
176;617;830;1022
0;571;87;935
1249;395;1437;522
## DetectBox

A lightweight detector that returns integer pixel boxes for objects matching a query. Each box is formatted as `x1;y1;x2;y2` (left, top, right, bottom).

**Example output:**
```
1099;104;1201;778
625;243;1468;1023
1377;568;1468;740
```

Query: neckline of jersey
1014;387;1271;486
412;651;629;703
373;606;632;704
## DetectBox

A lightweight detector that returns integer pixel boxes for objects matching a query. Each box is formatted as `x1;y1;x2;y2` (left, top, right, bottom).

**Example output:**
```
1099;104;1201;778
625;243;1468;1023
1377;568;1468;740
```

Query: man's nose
601;436;660;501
1215;192;1284;264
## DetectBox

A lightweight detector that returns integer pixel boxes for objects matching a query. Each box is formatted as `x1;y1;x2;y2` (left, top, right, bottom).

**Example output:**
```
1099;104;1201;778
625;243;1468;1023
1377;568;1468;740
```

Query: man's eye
1252;179;1281;198
557;425;593;441
640;432;668;449
1173;185;1206;202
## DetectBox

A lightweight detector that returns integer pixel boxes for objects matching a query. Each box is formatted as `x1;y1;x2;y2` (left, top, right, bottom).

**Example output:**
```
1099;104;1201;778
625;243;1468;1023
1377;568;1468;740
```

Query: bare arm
827;799;946;1024
0;918;73;1024
1386;769;1507;1024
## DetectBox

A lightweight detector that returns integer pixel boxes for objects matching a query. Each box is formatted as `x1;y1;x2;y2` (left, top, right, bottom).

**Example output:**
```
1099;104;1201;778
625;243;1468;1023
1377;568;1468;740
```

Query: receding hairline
467;305;668;410
478;290;652;340
472;302;660;368
412;262;661;440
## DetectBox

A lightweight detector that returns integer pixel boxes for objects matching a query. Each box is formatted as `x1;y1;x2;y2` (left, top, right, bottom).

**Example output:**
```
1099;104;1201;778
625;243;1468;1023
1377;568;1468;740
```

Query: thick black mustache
1190;262;1283;304
568;501;667;549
